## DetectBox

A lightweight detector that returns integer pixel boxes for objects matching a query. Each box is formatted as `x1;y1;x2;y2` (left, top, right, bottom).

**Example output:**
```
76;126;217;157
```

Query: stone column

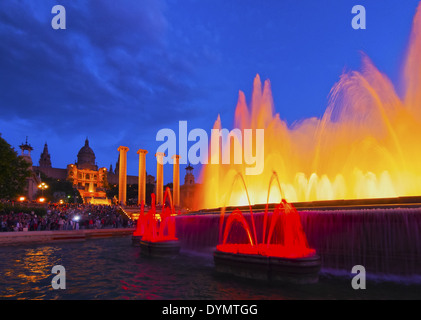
117;146;129;205
172;155;180;207
137;149;148;206
155;152;165;205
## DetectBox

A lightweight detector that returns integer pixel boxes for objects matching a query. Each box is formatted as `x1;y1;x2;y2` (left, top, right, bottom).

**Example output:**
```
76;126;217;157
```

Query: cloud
0;0;208;143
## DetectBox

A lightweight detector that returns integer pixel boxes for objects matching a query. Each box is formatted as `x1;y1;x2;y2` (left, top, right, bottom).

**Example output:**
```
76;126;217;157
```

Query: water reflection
0;246;62;299
0;237;420;300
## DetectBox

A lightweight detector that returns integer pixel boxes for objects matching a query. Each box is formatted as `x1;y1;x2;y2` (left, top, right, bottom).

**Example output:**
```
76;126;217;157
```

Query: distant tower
19;136;39;201
184;163;195;185
39;142;52;168
180;163;196;210
19;136;33;167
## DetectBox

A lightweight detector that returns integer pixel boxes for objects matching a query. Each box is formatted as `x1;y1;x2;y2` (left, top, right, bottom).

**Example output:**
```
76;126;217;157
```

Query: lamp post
38;182;48;197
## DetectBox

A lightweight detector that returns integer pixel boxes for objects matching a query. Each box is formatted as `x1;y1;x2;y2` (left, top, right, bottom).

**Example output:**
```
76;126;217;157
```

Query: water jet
138;189;181;257
213;173;321;284
132;202;145;246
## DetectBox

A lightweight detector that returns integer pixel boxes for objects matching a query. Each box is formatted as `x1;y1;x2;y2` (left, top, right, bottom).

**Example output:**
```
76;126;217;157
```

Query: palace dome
77;138;97;170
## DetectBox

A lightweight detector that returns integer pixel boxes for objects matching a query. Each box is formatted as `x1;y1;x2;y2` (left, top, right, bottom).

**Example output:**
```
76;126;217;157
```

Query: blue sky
0;0;419;184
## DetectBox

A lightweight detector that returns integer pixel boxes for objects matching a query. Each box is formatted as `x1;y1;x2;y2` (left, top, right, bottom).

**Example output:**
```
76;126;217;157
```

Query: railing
118;205;135;220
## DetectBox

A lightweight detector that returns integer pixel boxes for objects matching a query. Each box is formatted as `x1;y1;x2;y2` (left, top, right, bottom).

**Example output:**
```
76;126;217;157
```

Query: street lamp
38;182;48;197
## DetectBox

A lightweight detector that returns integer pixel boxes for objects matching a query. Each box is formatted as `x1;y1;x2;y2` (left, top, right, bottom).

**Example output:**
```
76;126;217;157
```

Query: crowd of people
0;204;134;232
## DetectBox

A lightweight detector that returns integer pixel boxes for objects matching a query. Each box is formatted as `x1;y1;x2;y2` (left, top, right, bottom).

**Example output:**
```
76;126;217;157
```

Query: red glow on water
140;188;178;242
218;198;316;258
216;244;315;259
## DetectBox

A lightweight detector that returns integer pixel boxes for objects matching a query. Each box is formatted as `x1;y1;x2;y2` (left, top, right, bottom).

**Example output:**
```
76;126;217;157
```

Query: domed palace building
66;138;109;204
33;138;111;204
27;137;197;207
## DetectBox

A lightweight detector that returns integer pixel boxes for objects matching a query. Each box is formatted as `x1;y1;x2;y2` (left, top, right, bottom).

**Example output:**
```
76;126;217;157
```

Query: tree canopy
0;134;31;200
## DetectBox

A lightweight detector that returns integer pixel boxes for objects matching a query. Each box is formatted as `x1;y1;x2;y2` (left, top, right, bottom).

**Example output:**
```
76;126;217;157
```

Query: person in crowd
0;203;132;232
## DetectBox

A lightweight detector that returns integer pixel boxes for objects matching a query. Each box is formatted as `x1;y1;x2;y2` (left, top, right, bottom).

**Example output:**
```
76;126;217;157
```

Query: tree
34;171;82;203
0;134;31;200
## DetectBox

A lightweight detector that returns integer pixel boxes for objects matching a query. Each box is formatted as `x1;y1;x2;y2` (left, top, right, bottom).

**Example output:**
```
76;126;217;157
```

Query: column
172;155;180;207
155;152;165;205
117;146;129;205
137;149;148;206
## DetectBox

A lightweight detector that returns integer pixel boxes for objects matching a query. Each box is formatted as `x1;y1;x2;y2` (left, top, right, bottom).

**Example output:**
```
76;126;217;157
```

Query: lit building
28;138;195;208
180;163;199;210
19;137;40;201
32;138;155;205
38;142;52;168
65;138;109;204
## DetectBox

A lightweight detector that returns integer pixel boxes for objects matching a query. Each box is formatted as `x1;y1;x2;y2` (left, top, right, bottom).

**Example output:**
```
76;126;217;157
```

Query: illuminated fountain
196;4;421;209
176;4;421;279
213;173;321;283
138;188;180;257
129;3;421;278
131;201;146;246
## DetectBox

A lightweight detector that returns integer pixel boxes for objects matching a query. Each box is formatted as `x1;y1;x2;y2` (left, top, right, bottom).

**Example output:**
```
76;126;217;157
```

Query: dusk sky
0;0;419;184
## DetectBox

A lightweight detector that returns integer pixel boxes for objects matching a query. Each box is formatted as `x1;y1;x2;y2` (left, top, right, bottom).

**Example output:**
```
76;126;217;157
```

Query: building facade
32;138;155;205
180;164;199;210
19;138;40;201
64;139;109;204
29;138;196;208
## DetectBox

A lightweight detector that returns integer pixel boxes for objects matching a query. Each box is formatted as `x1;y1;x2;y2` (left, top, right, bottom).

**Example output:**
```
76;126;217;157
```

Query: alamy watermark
155;121;265;176
351;265;366;290
351;5;366;30
51;265;66;289
49;4;365;31
51;5;66;30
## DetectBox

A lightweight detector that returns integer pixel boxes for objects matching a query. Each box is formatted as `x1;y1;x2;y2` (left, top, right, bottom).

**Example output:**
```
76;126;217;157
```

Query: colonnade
117;146;180;207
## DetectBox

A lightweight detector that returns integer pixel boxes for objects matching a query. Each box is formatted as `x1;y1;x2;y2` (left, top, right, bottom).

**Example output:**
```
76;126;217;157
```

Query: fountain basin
139;239;181;258
214;250;321;284
132;235;142;246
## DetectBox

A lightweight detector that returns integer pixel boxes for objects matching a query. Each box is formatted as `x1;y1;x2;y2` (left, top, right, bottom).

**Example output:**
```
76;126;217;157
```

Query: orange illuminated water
198;4;421;209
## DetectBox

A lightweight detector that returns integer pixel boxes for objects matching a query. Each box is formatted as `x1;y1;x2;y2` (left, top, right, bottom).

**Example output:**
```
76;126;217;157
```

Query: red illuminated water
216;173;316;258
137;188;178;243
133;201;145;237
